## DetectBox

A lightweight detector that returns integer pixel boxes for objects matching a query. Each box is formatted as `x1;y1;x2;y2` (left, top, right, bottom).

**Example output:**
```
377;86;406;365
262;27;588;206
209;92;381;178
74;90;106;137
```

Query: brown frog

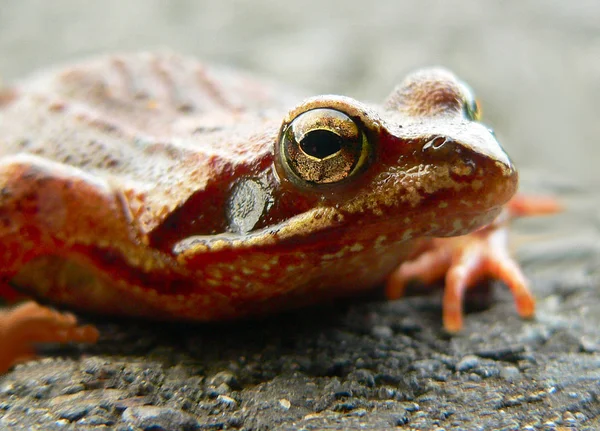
0;52;558;372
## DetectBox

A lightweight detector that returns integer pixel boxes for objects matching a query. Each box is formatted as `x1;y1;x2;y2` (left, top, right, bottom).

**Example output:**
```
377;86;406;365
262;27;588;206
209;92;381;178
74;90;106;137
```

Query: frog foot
386;195;561;333
0;301;99;373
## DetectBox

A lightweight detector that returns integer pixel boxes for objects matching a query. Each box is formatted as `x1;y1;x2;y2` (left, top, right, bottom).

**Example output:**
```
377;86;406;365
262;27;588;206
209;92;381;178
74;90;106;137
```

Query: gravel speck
217;394;237;407
122;406;199;431
456;355;480;372
500;365;521;381
57;405;90;422
371;325;393;339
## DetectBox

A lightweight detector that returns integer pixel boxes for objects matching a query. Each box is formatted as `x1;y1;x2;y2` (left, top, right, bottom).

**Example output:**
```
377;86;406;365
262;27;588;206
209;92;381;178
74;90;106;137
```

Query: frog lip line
171;203;505;254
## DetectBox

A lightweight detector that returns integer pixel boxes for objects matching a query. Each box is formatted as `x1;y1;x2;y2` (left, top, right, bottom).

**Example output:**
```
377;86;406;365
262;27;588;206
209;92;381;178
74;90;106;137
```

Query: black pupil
299;130;342;159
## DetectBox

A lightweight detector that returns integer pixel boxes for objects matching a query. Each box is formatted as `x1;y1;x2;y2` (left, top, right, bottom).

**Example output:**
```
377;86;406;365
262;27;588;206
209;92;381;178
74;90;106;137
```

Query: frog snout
420;131;518;207
456;137;519;208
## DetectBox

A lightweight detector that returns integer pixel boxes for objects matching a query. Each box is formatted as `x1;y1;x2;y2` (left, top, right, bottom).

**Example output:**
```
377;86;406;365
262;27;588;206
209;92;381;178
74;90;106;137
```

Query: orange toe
0;301;99;373
386;246;452;300
507;195;562;217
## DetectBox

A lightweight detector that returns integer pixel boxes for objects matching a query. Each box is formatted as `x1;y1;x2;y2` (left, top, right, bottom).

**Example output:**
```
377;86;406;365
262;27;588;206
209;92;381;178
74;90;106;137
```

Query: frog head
273;68;517;241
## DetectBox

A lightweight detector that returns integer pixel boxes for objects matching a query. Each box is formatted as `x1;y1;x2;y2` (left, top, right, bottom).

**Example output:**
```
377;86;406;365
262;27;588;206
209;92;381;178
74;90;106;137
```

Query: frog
0;52;558;373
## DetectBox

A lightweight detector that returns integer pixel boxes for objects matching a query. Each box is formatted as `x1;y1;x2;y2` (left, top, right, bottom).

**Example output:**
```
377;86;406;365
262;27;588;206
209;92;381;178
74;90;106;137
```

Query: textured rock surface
0;1;599;430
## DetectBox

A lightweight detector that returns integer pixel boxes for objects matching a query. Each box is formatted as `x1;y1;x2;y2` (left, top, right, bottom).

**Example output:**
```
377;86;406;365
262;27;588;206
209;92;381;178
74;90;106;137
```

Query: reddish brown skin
0;52;551;372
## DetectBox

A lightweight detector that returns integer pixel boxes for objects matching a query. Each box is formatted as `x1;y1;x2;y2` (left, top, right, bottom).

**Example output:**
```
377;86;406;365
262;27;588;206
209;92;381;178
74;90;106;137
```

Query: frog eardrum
278;108;372;186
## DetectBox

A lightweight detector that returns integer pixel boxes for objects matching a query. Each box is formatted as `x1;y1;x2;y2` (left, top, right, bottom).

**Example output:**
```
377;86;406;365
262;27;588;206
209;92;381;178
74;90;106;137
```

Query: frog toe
385;246;452;300
0;301;99;373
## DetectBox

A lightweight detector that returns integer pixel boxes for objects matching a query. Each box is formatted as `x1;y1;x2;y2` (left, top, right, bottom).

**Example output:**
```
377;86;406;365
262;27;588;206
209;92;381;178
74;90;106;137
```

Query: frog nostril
421;136;458;160
422;136;450;152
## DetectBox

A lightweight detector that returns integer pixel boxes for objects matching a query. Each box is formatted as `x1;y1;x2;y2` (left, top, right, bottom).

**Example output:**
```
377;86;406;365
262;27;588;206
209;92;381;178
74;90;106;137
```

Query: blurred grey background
0;0;598;185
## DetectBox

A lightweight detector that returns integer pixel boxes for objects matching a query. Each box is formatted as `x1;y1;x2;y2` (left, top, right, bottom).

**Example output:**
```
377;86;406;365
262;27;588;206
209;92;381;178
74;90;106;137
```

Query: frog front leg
386;196;561;332
0;154;140;372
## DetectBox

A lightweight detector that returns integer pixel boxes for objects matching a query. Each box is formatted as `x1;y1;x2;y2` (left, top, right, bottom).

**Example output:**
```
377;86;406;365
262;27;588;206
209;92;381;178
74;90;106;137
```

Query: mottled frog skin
0;52;545;372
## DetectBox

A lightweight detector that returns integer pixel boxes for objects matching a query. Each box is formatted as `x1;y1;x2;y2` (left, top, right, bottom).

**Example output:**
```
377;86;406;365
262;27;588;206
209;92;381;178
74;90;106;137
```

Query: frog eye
279;108;372;186
459;82;482;121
